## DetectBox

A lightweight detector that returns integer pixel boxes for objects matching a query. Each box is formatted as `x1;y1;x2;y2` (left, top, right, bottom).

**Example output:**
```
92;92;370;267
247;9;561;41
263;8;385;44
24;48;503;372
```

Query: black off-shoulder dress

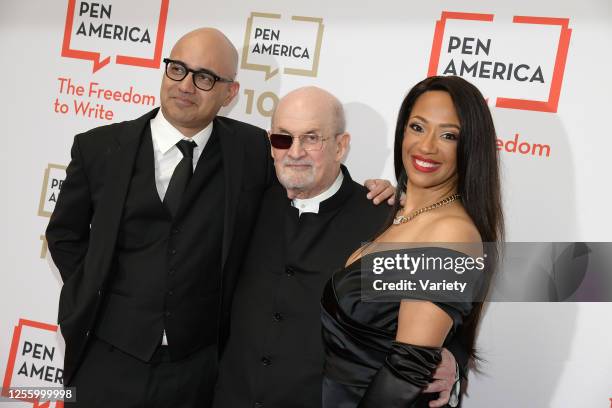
321;248;475;408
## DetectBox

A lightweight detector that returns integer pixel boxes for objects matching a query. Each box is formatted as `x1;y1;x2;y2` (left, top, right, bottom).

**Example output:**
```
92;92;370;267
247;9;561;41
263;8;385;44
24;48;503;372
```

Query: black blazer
46;108;273;383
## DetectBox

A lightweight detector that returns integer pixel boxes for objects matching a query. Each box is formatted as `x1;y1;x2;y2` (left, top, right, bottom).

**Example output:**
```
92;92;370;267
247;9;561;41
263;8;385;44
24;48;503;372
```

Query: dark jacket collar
318;165;355;214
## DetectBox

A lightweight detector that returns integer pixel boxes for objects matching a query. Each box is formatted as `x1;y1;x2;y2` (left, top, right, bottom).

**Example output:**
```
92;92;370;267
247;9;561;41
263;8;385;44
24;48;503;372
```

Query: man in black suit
46;28;274;407
213;87;462;408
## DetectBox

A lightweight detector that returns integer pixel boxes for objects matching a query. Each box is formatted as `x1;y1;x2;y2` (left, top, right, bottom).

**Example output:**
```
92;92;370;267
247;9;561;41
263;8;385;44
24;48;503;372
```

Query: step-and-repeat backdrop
1;1;611;407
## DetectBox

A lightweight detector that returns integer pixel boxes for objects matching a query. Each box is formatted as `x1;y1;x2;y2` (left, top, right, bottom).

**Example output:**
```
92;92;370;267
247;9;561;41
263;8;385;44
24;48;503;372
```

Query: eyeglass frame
162;58;234;91
269;132;340;151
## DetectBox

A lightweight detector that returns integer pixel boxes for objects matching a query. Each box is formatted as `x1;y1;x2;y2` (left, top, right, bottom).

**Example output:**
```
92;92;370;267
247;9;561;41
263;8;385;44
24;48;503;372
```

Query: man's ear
336;132;351;162
223;81;240;106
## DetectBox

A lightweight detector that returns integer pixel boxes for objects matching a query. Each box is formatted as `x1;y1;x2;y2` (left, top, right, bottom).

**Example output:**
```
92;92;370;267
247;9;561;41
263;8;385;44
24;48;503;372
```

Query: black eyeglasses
163;58;234;91
269;133;330;151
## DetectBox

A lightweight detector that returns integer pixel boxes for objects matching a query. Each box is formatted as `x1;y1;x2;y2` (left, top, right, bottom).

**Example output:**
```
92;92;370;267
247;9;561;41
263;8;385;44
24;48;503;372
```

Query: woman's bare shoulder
425;214;481;243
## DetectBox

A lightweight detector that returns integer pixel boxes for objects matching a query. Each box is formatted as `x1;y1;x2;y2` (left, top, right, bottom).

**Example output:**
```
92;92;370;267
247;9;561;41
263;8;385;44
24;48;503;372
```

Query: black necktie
163;139;196;217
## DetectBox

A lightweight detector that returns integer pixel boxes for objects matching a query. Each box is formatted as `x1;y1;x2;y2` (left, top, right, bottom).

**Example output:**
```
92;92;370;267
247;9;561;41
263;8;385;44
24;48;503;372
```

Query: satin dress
321;248;474;408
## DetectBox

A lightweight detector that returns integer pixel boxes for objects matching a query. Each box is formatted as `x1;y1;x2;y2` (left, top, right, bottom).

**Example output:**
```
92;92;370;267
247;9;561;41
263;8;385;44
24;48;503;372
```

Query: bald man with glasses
47;27;273;407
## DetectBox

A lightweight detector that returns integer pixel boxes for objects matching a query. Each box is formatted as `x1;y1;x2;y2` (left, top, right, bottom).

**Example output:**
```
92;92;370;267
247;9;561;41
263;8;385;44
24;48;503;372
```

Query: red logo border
427;11;572;113
2;319;60;406
60;0;170;73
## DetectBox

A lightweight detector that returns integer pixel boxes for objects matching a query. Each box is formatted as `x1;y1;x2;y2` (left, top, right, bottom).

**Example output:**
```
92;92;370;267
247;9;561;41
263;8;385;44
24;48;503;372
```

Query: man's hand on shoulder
364;179;396;205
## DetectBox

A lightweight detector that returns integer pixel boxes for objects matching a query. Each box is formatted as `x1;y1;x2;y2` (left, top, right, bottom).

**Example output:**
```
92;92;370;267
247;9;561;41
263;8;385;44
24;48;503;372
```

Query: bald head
272;86;346;135
160;27;240;137
171;27;239;79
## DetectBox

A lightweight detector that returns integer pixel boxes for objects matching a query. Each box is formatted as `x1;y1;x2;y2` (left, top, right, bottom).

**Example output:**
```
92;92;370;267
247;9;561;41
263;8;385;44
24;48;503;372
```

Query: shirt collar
150;109;213;153
292;170;344;216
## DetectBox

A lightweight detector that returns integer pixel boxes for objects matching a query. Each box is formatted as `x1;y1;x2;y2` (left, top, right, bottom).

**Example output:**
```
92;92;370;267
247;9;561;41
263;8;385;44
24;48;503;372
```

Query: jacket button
273;312;283;322
171;227;180;235
261;356;271;366
168;290;174;296
169;248;177;255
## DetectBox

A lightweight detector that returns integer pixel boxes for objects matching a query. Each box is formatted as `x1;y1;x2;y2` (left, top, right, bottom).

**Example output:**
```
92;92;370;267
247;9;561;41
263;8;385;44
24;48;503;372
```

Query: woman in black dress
321;76;503;407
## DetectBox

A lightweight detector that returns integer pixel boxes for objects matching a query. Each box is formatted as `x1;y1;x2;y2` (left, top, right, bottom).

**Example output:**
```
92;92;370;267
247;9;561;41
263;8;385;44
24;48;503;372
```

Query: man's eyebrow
175;59;219;76
193;66;219;76
276;127;294;135
275;128;321;135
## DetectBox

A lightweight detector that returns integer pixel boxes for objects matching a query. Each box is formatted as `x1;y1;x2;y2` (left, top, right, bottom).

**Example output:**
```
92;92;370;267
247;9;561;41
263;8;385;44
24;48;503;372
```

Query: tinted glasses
269;133;329;151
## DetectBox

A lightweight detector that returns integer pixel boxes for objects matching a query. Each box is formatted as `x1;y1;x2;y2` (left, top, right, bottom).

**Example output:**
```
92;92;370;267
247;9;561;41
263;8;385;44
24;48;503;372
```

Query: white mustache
282;158;313;167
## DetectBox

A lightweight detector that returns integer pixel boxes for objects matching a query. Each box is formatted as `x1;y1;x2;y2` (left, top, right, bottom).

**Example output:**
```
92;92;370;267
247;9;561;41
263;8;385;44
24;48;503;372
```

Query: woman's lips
411;155;441;173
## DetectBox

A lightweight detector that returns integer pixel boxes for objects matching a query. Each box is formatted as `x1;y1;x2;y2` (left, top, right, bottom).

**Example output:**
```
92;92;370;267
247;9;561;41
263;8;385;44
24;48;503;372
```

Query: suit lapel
89;109;158;285
92;112;242;279
216;118;244;270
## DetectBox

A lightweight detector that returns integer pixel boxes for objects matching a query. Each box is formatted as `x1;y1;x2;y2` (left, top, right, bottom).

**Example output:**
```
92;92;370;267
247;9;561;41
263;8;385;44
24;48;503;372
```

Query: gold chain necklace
393;194;461;225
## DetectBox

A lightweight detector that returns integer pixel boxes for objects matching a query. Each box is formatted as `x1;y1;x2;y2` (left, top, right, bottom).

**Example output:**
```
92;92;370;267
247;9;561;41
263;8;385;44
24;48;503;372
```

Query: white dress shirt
150;109;213;201
149;109;213;345
292;171;344;216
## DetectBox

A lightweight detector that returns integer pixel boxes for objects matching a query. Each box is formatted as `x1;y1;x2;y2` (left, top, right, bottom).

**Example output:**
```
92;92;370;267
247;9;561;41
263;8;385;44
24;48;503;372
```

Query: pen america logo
38;164;66;218
1;319;64;407
37;164;66;259
61;0;170;72
238;12;324;120
428;11;572;113
241;12;324;80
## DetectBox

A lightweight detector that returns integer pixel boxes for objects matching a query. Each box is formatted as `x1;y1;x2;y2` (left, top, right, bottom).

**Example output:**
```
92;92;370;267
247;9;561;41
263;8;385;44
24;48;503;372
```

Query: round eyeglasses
163;58;234;91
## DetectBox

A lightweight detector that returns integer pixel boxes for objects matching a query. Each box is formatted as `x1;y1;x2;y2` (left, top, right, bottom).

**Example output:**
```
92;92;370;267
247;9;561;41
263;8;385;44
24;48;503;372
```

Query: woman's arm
358;216;481;407
397;300;453;345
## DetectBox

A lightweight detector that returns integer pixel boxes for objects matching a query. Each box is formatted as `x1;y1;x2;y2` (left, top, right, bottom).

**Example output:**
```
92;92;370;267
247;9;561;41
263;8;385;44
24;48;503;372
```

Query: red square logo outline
60;0;170;73
2;319;60;405
427;11;572;113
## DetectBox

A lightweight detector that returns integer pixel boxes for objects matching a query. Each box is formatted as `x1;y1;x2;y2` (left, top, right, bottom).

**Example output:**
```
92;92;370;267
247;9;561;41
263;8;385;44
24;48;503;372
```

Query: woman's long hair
386;76;504;361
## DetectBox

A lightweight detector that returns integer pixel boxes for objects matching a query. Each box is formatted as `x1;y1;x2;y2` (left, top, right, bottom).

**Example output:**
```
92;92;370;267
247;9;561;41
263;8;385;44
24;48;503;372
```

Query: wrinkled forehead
274;115;327;136
273;101;335;135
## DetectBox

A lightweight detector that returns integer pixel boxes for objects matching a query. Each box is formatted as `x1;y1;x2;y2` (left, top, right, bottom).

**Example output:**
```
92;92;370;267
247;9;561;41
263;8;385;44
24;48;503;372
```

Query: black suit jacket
46;108;273;384
215;166;392;408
